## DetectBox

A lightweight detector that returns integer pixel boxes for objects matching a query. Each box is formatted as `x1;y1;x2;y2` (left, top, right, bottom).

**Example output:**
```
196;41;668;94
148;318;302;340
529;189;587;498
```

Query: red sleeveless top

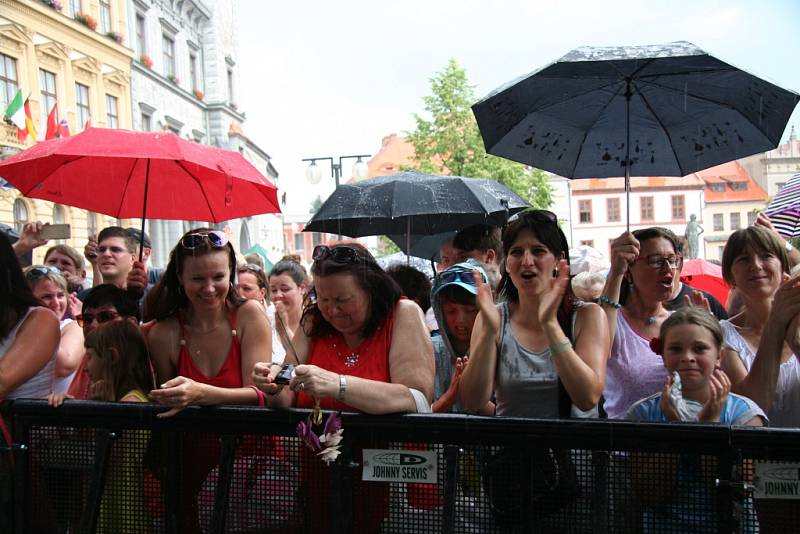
296;309;396;411
177;311;243;387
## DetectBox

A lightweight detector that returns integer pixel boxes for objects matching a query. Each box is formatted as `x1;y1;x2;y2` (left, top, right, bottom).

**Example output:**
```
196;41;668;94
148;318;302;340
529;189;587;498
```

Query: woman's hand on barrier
291;364;338;399
698;368;730;423
150;376;204;418
473;270;500;335
252;361;283;395
47;392;74;408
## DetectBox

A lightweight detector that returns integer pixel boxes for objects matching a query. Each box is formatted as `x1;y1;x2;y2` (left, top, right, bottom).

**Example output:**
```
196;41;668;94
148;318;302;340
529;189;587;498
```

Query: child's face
85;348;103;383
441;299;479;345
661;323;721;390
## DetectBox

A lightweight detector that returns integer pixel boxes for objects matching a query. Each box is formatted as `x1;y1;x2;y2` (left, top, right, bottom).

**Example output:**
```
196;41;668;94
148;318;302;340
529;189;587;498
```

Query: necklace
332;340;360;368
647;316;656;325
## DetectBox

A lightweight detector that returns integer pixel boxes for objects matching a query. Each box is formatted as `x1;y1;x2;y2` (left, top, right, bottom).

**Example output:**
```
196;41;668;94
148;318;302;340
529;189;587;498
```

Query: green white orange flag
3;89;25;130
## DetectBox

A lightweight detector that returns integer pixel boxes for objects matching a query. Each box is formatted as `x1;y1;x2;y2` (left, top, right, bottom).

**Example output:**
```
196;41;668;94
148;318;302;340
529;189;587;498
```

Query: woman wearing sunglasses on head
146;228;272;414
253;242;433;532
253;242;434;413
459;210;610;418
24;265;84;394
600;227;685;419
0;233;59;400
145;228;272;530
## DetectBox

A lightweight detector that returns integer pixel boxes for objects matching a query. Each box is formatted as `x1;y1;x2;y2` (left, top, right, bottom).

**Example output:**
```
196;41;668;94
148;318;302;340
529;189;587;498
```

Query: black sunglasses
75;310;120;327
180;230;228;250
507;209;558;225
312;245;362;264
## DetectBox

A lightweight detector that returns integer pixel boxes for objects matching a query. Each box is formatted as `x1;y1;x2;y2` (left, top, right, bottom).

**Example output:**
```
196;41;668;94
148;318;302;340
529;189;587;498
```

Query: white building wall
571;188;705;259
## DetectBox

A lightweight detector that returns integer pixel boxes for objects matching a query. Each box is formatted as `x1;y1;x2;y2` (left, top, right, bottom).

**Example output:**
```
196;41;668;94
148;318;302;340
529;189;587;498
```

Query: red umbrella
0;127;280;258
680;259;730;306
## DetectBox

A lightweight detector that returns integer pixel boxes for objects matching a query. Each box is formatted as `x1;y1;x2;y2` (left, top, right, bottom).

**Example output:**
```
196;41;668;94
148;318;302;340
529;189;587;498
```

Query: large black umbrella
303;171;529;237
473;41;800;228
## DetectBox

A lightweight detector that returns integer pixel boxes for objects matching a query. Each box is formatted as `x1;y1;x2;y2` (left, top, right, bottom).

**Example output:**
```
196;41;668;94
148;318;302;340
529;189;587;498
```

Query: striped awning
765;173;800;238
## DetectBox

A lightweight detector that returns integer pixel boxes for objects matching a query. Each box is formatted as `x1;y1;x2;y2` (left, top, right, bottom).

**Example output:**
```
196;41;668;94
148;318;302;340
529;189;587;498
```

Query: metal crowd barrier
1;400;800;533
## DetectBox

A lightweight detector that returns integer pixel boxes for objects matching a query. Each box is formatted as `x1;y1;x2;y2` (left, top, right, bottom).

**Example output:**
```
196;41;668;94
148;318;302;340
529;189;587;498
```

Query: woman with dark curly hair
253;243;433;532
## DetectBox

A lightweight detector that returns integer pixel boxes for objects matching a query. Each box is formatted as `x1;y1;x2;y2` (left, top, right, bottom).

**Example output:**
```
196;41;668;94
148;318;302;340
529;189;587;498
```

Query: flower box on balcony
193;89;205;100
106;31;124;44
140;54;153;69
167;74;180;85
74;12;97;31
39;0;63;11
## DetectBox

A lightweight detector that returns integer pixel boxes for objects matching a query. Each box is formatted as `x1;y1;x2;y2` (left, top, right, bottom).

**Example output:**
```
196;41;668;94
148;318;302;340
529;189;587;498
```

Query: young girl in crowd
627;307;765;425
48;321;154;533
627;307;764;534
24;266;84;394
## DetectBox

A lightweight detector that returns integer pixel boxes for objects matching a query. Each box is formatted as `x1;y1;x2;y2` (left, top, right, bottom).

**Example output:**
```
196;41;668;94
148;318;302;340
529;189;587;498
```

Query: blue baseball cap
432;259;488;297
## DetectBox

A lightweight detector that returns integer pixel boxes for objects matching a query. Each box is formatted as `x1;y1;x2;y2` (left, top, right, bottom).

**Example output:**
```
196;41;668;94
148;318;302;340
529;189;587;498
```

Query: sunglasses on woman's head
506;209;558;225
25;265;63;280
239;263;263;273
180;230;228;250
312;244;362;264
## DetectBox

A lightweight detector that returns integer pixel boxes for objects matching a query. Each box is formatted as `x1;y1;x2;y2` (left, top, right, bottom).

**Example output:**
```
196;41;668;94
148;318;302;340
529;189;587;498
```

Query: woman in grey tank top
459;211;610;417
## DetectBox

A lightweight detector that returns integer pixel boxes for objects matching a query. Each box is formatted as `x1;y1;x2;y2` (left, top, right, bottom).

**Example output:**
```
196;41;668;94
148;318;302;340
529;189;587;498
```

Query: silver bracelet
338;374;347;402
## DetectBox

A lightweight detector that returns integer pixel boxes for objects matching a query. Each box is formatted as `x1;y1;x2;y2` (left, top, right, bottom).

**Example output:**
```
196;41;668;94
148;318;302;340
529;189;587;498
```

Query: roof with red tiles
571;174;705;192
695;161;767;203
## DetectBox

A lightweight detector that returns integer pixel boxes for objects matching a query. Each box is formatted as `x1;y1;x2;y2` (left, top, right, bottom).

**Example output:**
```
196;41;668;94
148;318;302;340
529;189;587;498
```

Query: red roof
695;161;767;203
571;174;704;192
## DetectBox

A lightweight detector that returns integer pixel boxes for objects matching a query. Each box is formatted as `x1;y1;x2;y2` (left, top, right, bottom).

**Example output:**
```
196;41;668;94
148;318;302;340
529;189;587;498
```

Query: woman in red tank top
145;228;273;531
147;228;271;412
253;243;434;532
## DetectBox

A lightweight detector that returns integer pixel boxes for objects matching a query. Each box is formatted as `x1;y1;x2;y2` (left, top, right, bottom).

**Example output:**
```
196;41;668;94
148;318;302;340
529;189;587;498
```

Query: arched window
13;198;28;233
239;222;251;252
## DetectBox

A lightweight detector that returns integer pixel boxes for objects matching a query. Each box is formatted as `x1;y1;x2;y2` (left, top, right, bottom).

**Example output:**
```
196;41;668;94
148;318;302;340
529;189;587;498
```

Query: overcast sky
236;0;800;215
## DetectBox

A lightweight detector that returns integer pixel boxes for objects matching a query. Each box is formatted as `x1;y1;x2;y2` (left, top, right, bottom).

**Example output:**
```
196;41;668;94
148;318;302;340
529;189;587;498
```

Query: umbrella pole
625;79;632;233
139;159;150;263
406;219;411;266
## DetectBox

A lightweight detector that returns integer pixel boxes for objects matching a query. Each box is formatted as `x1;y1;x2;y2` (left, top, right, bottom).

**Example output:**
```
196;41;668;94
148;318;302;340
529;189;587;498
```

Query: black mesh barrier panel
2;401;800;534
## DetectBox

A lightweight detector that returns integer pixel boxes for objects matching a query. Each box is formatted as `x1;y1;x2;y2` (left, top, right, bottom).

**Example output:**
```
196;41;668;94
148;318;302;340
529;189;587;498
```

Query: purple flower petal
296;417;321;452
322;412;342;436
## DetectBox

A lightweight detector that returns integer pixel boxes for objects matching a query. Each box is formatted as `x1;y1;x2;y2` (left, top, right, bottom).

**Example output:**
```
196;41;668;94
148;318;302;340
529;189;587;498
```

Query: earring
178;285;186;297
552;267;559;278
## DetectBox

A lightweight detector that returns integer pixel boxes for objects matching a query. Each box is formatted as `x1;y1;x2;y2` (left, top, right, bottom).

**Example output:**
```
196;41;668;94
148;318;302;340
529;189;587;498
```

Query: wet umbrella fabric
473;41;799;225
0;127;281;223
387;231;457;262
765;173;800;239
304;171;529;237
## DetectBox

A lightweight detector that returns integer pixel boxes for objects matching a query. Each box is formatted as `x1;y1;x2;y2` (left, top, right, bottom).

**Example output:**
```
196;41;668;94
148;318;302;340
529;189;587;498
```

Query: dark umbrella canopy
765;172;800;238
387;231;457;261
304;172;529;237
473;41;799;179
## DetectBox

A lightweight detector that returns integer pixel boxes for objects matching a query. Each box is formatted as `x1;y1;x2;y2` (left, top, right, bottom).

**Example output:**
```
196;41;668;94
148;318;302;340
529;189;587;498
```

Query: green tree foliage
406;59;553;209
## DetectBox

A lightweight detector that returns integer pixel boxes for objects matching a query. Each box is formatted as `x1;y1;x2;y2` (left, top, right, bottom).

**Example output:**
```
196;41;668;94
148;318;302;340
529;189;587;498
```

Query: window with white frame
0;53;18;109
713;213;723;231
105;95;118;128
136;14;146;55
162;34;176;78
99;1;111;33
13;198;28;234
39;69;57;127
75;83;90;130
730;212;741;231
69;0;81;16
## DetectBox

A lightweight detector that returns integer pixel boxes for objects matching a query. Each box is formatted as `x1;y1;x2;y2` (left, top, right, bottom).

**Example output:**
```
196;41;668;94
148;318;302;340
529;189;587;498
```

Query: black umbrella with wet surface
303;171;529;239
472;41;800;228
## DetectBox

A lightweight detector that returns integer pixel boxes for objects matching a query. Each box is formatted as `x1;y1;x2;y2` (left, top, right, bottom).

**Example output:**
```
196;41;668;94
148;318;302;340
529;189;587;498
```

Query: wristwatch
785;241;795;253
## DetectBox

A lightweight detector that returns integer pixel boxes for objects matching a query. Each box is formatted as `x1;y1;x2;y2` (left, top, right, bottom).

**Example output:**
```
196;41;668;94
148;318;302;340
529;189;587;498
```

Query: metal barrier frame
3;399;800;534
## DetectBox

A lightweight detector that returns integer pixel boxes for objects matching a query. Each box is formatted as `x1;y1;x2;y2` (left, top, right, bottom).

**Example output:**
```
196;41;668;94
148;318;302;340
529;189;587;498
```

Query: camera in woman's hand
274;364;296;385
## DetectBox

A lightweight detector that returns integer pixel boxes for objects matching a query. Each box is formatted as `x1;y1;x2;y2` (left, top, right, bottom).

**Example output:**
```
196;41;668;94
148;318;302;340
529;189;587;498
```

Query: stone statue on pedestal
684;214;704;259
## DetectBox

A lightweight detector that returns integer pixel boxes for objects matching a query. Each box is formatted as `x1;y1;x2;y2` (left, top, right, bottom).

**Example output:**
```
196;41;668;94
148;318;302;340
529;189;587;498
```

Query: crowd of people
2;209;800;531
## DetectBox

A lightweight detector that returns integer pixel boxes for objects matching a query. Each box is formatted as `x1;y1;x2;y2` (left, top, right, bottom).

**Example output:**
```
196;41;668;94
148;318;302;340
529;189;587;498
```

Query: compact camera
274;364;296;385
